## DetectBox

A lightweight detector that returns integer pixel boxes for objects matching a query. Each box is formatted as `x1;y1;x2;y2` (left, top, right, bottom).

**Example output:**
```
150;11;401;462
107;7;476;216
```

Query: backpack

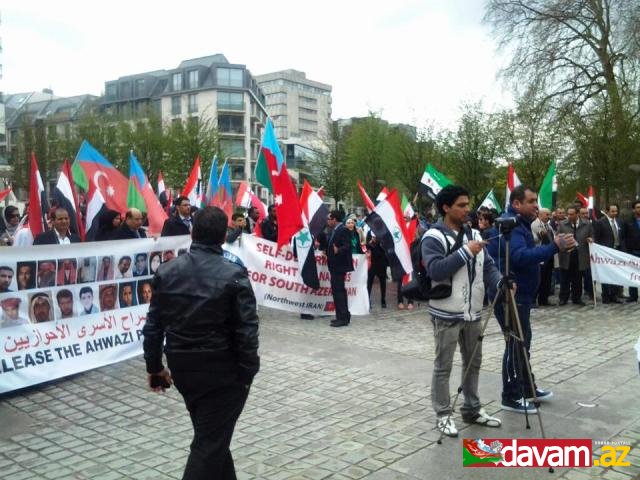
401;226;470;301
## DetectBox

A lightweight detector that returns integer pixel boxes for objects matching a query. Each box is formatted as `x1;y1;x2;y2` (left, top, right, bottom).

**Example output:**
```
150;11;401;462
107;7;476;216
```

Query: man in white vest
422;184;506;437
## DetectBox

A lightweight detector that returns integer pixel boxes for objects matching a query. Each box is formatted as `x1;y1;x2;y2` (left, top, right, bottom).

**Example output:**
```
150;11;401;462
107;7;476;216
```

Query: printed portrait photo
78;286;99;315
115;255;133;279
16;262;36;291
56;258;77;286
55;288;76;320
77;257;97;284
28;291;54;323
162;250;175;263
132;253;148;277
119;282;137;308
137;280;153;305
0;295;29;328
0;265;15;293
96;256;115;281
149;252;162;275
99;284;118;312
37;260;57;288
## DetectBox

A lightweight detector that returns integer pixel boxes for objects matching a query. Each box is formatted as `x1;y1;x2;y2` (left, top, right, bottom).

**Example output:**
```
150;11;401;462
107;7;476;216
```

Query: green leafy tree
317;121;351;207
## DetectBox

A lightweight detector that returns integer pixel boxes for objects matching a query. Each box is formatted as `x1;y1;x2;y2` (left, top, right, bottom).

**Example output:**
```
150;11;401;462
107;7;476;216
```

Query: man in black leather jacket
143;206;259;480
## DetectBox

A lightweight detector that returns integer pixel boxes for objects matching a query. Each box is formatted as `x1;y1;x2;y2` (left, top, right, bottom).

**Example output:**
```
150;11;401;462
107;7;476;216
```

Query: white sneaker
526;388;553;403
463;408;502;427
437;416;458;437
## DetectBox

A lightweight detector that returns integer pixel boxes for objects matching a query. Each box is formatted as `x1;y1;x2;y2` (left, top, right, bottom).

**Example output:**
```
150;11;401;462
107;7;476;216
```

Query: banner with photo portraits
0;236;191;394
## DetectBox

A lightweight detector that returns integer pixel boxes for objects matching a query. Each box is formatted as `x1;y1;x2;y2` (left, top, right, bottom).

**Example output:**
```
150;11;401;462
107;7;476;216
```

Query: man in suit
112;208;147;240
33;208;81;245
622;200;640;303
531;208;555;306
594;204;623;303
161;196;192;236
326;209;353;327
557;206;593;305
579;207;595;300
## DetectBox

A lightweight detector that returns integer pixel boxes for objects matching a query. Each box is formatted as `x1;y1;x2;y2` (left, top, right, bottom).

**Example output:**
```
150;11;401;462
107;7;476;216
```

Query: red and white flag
28;153;49;237
505;163;521;210
182;156;203;207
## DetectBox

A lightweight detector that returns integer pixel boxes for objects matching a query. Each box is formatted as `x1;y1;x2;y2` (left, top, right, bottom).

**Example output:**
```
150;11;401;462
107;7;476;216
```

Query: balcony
219;126;246;135
217;101;245;112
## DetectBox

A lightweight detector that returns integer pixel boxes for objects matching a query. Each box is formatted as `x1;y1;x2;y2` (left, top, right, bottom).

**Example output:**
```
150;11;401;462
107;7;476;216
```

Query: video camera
495;216;518;235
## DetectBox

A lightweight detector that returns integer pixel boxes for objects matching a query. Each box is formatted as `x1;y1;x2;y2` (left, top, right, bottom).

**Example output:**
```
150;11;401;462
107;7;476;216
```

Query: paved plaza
1;286;639;480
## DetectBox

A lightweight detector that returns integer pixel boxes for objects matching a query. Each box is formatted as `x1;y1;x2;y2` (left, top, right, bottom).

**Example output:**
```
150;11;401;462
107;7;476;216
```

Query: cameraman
487;186;575;414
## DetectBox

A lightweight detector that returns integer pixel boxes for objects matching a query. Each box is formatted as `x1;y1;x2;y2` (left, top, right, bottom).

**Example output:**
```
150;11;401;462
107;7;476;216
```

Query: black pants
396;279;413;305
582;268;594;300
330;272;350;322
629;250;640;301
173;372;249;480
537;258;554;304
367;271;386;305
559;254;582;303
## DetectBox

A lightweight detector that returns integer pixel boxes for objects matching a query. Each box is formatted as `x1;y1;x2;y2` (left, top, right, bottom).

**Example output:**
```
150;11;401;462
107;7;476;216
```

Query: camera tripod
436;223;553;471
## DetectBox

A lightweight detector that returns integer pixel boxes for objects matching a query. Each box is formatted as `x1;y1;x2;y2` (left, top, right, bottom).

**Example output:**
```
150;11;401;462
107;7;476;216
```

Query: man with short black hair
422;185;504;437
245;206;260;233
161;196;192;236
594;203;623;303
33;208;81;245
227;213;246;243
56;289;75;318
143;206;259;479
488;185;574;414
326;209;353;327
260;205;277;242
79;286;98;315
557;206;592;306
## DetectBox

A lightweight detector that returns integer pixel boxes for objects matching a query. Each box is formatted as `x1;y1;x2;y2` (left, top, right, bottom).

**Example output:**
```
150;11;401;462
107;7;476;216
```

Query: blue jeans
494;300;536;401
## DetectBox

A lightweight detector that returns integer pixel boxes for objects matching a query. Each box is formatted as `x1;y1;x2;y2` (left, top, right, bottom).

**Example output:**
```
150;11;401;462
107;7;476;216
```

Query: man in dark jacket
260;205;277;242
594;204;623;302
622;200;640;302
111;208;147;239
488;186;574;414
161;196;192;236
326;209;353;327
33;208;81;245
143;206;259;480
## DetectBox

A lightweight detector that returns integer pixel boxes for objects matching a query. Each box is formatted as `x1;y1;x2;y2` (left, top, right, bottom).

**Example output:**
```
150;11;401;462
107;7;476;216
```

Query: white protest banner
226;234;369;316
589;242;640;288
0;236;191;394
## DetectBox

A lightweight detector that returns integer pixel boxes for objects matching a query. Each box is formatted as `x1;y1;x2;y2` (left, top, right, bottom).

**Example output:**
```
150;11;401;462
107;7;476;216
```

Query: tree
317;121;351;207
484;0;640;200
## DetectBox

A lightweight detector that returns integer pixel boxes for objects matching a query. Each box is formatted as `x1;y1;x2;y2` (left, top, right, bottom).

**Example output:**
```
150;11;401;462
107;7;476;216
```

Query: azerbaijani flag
255;118;283;193
128;152;168;235
72;140;129;215
217;160;234;222
205;155;219;206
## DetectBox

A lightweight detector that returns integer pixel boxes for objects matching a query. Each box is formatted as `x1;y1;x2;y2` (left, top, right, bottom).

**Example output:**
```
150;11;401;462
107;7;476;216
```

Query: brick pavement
0;292;638;479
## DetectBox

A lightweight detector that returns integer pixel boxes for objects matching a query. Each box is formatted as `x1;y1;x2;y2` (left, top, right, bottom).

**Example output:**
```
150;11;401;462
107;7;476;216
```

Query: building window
217;92;244;110
172;73;182;91
188;116;199;128
217;68;243;87
188;70;199;89
120;81;131;98
231;165;245;180
105;84;117;99
188;94;197;113
135;79;145;97
220;139;245;158
47;125;57;138
171;96;181;115
218;115;244;134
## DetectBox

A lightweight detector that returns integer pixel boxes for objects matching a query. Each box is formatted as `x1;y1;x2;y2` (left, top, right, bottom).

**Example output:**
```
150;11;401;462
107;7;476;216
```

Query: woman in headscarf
96;210;122;241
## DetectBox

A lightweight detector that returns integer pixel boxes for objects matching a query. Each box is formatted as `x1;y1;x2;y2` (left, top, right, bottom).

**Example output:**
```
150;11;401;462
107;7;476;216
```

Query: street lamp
629;164;640;200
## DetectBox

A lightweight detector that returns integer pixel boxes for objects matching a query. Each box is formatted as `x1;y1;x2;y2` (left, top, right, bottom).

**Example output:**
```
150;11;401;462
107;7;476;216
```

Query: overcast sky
1;0;511;129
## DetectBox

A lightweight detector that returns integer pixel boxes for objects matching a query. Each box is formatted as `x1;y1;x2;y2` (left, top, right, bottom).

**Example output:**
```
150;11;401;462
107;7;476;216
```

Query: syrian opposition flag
357;180;376;212
478;189;502;213
217;160;234;223
538;161;557;210
84;182;107;241
505;163;521;210
182;156;203;207
28;153;49;237
157;171;171;214
54;159;85;240
419;163;452;199
128;152;168;235
365;190;413;281
401;193;415;218
72;140;129;215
